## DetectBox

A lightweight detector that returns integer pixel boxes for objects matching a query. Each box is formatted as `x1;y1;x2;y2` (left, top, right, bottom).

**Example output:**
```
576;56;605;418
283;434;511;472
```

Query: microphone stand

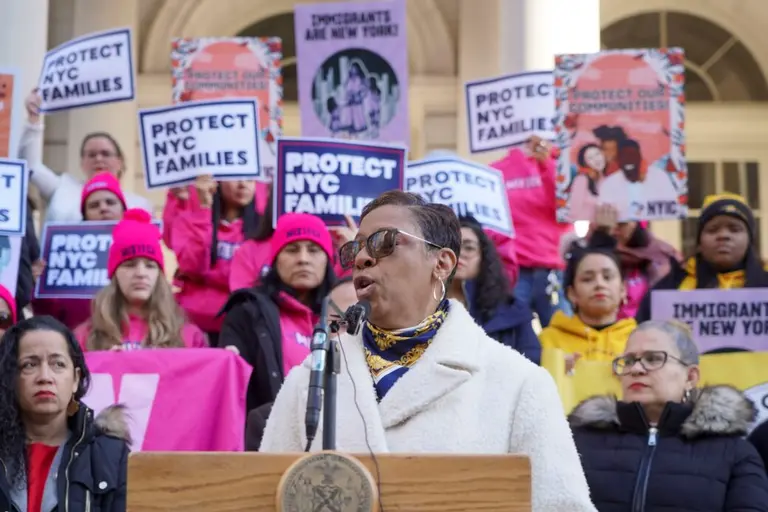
322;335;340;450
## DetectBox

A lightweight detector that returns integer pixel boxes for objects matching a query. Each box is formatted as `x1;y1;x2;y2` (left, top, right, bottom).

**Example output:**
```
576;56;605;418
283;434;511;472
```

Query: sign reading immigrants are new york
650;288;768;353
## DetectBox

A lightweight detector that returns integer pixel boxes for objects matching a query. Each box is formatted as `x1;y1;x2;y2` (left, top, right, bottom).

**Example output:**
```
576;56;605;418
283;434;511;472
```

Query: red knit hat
270;213;334;263
0;284;16;325
81;172;127;216
107;209;164;278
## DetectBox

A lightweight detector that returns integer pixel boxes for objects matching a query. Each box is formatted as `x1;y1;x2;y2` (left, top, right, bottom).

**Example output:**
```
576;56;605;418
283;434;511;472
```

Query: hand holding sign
25;90;42;124
331;214;359;246
594;204;619;231
194;175;217;209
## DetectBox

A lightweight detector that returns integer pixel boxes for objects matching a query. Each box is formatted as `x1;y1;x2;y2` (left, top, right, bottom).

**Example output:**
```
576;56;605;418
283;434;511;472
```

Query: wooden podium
127;452;531;511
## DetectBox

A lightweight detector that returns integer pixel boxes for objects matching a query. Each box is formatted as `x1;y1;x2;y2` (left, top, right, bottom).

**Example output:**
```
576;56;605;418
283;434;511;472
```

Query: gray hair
632;320;700;365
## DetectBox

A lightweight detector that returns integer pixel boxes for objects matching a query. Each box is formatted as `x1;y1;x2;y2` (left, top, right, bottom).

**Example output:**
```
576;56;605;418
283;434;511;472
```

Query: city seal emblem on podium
277;451;379;512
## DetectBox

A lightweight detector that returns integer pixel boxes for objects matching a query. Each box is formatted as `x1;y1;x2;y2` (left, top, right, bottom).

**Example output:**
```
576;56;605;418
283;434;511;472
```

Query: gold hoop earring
432;277;446;302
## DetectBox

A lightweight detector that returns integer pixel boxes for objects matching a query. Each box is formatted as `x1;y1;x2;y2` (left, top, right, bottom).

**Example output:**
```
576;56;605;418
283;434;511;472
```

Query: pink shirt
276;292;316;376
171;210;246;333
491;148;572;270
74;315;208;350
619;267;649;320
229;239;272;291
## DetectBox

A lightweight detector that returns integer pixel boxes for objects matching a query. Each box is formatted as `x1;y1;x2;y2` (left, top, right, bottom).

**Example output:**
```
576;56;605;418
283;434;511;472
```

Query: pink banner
83;349;252;451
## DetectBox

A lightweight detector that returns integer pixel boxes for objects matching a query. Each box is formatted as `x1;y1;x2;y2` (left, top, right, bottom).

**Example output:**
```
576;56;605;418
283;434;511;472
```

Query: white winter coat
18;122;153;223
261;300;597;511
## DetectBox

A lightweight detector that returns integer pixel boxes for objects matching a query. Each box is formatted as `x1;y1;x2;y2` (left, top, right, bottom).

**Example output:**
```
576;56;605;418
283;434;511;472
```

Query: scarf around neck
362;299;450;401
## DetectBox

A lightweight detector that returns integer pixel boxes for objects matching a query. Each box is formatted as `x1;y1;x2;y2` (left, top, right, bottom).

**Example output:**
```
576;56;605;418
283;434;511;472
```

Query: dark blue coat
569;386;768;512
464;280;541;364
0;405;130;512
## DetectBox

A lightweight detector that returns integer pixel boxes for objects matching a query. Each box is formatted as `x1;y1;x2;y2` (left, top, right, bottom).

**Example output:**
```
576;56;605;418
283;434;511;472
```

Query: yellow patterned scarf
362;300;450;400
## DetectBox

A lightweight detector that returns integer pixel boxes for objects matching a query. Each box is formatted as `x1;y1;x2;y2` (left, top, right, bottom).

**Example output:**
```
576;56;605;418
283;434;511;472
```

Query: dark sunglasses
0;311;13;330
612;350;688;376
338;228;441;270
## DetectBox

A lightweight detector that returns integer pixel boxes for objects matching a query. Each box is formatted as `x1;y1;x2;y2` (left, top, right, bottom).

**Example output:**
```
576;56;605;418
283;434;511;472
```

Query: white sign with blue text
138;98;261;189
0;158;28;236
38;27;135;113
465;70;555;153
406;157;514;237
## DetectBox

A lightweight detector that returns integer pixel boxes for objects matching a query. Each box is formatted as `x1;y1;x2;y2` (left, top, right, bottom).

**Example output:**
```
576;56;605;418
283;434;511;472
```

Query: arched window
238;13;298;102
601;11;768;102
602;11;767;255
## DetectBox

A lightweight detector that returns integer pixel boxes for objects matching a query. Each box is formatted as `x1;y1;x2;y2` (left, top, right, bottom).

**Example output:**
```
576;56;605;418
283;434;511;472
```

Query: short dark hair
361;190;461;278
619;139;641;152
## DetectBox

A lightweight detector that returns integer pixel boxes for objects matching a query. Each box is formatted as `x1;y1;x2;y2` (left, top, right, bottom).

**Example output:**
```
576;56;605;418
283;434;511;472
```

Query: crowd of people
2;81;768;511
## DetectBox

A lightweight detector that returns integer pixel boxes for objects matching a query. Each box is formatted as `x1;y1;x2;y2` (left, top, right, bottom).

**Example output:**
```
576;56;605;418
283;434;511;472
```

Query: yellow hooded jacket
539;311;637;362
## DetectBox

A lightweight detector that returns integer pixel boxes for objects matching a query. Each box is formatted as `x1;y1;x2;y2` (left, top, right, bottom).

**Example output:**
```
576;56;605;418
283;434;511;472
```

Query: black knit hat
697;193;755;242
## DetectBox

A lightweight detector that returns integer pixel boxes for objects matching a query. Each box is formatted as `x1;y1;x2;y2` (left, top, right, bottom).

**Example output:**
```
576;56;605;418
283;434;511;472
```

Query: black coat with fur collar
569;386;768;512
0;405;131;512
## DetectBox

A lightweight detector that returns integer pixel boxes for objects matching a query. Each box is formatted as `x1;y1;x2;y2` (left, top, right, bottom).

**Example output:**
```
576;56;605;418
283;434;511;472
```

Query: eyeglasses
612;350;688;376
0;312;13;330
338;228;441;270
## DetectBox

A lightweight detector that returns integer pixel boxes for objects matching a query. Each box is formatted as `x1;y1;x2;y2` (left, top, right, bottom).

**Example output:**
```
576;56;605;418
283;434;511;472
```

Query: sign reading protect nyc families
406;157;513;237
0;159;28;236
465;71;555;153
274;137;406;226
36;221;162;300
650;288;768;353
38;28;135;112
138;99;261;189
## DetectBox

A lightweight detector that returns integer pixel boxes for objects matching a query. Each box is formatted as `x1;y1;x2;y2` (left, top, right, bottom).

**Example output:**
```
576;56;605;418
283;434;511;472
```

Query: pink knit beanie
107;209;164;278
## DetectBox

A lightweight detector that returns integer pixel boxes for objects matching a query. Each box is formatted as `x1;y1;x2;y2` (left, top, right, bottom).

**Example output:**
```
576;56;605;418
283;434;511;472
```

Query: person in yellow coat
635;193;768;322
540;243;637;372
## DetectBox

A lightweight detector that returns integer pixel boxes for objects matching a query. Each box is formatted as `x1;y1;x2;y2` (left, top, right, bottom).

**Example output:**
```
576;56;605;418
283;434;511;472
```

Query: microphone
305;296;329;450
344;300;371;336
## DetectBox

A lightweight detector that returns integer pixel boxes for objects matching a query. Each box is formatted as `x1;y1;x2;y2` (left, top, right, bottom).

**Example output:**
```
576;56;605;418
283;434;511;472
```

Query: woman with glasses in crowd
539;242;636;372
446;216;540;364
220;213;336;413
20;90;152;223
0;284;17;338
569;320;768;511
261;191;596;511
0;316;130;512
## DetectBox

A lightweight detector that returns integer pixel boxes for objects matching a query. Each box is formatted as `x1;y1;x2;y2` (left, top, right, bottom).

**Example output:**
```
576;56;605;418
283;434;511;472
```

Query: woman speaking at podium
261;191;595;511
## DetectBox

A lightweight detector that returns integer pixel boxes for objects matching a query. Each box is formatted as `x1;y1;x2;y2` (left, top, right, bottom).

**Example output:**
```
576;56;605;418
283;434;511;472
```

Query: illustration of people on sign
312;49;400;140
567;124;678;221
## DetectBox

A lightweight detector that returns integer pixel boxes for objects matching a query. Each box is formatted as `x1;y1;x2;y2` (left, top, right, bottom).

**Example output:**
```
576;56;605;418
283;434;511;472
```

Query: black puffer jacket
0;405;130;512
569;385;768;512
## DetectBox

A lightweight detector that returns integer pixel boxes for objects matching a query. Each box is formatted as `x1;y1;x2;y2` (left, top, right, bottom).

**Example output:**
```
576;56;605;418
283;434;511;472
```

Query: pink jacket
162;182;271;246
491;148;572;270
276;292;317;376
487;230;519;287
32;298;91;330
171;209;246;333
73;315;208;350
229;238;272;291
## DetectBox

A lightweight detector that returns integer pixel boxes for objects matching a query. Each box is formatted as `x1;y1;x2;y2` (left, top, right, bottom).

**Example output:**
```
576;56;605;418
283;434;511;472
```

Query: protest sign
553;48;687;223
83;348;252;451
38;28;134;113
294;0;409;144
274;137;406;226
465;71;555;153
406;157;513;237
0;158;28;236
650;288;768;352
171;37;282;181
35;220;162;299
138;99;261;189
0;67;23;158
0;236;21;296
